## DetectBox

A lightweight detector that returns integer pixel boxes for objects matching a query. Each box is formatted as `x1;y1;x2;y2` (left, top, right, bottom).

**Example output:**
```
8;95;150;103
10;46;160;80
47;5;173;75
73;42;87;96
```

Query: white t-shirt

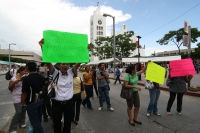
10;69;17;77
52;68;75;101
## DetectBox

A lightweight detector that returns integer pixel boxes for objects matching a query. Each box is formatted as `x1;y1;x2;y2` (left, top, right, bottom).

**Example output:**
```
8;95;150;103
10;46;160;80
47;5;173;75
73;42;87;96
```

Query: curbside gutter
109;77;200;97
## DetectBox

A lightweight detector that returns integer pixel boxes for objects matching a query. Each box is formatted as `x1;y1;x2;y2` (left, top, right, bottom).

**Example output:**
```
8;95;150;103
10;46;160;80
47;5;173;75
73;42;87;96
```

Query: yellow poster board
145;62;166;85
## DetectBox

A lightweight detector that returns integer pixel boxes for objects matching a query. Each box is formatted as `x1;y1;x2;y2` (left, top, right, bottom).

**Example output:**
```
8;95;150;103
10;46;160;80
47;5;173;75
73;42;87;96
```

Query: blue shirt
116;69;120;76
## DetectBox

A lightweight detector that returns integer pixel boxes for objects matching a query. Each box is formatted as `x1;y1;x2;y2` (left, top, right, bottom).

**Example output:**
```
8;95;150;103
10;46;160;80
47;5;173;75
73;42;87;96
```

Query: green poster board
42;30;89;63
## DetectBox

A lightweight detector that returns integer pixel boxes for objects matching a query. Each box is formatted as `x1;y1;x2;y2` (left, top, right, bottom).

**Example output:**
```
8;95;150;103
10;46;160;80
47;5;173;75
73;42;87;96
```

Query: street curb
109;78;200;97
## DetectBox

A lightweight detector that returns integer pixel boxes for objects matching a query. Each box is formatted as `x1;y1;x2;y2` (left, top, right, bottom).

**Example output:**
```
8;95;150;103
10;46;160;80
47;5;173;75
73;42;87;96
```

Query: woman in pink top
8;66;27;133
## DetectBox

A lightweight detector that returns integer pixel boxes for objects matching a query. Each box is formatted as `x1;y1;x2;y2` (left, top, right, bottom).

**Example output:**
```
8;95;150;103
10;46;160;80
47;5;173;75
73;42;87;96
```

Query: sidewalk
109;72;200;97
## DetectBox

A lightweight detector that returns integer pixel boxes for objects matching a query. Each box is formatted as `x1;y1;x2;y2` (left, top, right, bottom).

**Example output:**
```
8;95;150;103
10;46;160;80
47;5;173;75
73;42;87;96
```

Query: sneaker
20;124;26;128
98;107;102;111
147;113;150;117
10;131;17;133
153;113;161;116
108;107;114;111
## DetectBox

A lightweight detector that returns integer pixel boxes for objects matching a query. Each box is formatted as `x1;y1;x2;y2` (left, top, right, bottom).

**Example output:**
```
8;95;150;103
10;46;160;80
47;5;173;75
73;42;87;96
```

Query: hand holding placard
169;58;196;77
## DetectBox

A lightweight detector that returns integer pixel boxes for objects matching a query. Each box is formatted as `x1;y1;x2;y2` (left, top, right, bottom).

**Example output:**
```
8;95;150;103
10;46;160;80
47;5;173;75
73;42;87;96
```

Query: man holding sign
38;30;90;133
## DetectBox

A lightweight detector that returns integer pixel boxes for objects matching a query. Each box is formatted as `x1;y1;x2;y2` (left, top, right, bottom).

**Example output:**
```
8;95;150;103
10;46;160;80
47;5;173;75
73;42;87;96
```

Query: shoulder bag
120;75;132;99
47;73;59;98
80;77;86;100
144;80;154;89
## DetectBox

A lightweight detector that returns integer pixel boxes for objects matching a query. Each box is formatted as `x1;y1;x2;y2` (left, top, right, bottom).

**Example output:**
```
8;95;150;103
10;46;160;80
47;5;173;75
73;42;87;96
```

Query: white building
116;24;145;57
90;7;106;61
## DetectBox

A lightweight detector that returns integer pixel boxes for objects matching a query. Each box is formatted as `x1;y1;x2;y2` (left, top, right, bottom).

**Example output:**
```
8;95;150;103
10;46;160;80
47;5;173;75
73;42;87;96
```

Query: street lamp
136;36;141;80
9;43;16;69
103;13;116;77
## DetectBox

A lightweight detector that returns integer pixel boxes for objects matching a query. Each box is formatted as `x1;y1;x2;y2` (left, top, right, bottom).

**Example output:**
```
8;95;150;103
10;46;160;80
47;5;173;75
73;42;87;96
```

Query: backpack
5;69;14;80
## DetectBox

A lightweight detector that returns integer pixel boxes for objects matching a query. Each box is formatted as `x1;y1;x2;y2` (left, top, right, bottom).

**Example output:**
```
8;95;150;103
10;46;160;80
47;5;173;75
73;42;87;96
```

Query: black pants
72;94;82;121
114;75;121;84
52;99;73;133
166;91;184;112
92;81;98;97
42;95;52;119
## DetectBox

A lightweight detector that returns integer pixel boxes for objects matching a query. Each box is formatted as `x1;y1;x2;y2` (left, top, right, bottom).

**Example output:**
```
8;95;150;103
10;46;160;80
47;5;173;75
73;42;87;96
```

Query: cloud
0;0;131;55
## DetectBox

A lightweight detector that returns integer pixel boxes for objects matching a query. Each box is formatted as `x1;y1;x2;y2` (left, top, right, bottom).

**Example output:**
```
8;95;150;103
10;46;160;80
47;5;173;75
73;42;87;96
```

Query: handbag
47;73;59;98
120;75;132;99
166;78;172;87
80;78;86;100
144;80;154;89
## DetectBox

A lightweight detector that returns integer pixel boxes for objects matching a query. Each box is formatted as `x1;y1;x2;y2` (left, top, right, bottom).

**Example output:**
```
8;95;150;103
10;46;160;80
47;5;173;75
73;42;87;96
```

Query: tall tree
90;31;136;60
156;28;200;55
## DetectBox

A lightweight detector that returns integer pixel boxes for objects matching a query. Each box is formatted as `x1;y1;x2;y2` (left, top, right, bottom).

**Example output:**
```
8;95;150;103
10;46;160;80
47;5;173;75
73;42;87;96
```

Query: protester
146;82;161;117
91;66;98;98
82;65;94;110
21;61;45;133
114;66;121;84
72;73;84;125
8;66;27;133
124;62;149;126
10;64;17;77
38;38;88;133
166;69;193;115
38;63;52;122
96;63;114;111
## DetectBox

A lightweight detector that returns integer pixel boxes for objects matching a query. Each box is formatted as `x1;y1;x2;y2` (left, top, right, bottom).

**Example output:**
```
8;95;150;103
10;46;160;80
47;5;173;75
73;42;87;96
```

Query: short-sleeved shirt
22;73;45;104
52;68;75;101
96;70;108;87
116;69;120;76
10;69;17;77
83;72;93;85
124;72;138;92
11;76;22;103
169;76;187;93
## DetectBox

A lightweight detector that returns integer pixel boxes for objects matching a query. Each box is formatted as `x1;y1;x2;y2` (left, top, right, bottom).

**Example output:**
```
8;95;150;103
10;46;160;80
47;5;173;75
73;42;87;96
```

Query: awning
122;55;181;63
87;58;121;65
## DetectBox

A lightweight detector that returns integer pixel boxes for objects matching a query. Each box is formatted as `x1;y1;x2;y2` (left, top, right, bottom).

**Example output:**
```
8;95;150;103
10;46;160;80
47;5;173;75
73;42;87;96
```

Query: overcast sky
0;0;199;56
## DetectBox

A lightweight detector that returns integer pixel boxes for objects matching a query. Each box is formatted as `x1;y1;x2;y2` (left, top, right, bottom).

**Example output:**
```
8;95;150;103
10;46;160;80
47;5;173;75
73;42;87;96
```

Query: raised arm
138;60;151;75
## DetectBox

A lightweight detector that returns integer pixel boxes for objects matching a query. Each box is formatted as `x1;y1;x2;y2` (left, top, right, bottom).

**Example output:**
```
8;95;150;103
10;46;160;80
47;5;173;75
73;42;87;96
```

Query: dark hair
17;66;26;74
12;64;15;67
125;64;136;74
54;63;60;70
98;63;104;67
40;62;45;67
26;61;37;72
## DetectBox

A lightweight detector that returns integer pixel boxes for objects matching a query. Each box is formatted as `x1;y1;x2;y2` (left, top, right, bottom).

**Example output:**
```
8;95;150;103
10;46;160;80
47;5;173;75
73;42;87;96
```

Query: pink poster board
169;58;196;77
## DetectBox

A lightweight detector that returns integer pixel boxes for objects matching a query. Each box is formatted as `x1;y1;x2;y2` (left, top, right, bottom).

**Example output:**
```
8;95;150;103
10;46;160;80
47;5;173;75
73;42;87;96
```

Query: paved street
0;75;14;132
20;73;200;133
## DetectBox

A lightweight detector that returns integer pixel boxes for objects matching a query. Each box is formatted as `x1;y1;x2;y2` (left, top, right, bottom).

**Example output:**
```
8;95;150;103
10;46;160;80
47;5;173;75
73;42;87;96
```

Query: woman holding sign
39;38;89;133
166;69;193;116
124;61;150;126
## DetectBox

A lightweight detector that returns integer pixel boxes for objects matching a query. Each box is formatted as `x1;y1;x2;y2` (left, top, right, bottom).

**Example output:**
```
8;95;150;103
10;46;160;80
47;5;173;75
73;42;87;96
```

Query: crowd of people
5;38;194;133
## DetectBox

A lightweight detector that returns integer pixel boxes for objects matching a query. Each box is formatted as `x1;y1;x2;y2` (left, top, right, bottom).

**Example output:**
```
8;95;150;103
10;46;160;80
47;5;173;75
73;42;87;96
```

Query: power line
142;2;200;37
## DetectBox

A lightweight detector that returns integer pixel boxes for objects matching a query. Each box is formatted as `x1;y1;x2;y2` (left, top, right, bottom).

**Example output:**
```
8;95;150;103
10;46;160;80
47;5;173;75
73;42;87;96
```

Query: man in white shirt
10;64;17;77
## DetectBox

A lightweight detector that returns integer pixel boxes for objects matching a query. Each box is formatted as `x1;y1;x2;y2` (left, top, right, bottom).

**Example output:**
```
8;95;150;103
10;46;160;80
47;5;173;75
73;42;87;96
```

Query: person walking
114;66;121;84
91;66;98;98
96;63;114;111
72;73;84;125
124;62;149;126
21;61;45;133
82;66;94;110
38;38;89;133
166;69;193;115
8;66;27;133
146;82;161;117
10;64;17;78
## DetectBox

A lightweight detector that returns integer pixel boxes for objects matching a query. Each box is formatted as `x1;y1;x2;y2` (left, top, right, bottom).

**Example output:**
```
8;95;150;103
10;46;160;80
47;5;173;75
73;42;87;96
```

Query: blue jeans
82;85;93;108
147;88;160;114
98;85;111;108
26;99;44;133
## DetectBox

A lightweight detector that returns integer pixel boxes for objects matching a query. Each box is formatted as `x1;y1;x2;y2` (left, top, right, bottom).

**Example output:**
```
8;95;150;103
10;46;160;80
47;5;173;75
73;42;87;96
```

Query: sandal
166;112;171;115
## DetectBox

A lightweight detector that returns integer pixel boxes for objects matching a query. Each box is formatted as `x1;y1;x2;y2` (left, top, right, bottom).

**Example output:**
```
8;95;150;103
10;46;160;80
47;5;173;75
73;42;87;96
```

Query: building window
97;26;98;30
91;21;93;26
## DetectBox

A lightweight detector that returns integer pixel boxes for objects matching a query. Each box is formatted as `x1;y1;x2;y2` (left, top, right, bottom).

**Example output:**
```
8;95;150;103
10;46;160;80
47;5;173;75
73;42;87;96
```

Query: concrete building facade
156;48;195;56
0;49;42;63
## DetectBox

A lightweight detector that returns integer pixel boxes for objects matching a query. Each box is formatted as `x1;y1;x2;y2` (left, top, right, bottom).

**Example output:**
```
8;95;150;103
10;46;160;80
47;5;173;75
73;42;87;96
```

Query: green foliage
0;55;28;63
90;31;136;59
157;28;200;54
181;43;200;59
